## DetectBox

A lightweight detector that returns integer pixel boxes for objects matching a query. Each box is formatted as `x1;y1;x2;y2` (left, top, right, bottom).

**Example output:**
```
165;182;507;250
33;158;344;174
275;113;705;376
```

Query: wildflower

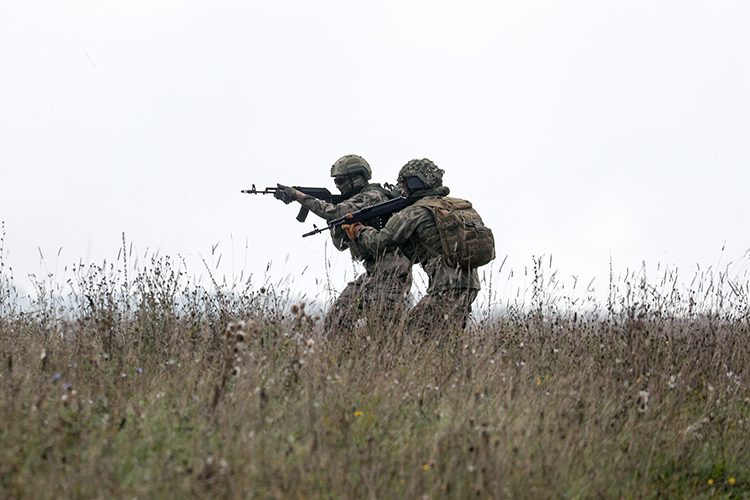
354;411;363;417
51;373;61;384
422;464;430;470
730;477;736;485
637;390;649;413
708;479;714;485
63;382;72;391
136;367;143;374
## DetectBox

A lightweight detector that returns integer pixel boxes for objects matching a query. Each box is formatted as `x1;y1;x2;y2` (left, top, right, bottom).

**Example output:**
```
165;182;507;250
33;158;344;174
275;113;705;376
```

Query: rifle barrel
241;184;278;194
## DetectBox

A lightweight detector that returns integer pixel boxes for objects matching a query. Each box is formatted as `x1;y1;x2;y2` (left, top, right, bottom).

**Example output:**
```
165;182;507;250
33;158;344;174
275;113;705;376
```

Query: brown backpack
413;197;496;270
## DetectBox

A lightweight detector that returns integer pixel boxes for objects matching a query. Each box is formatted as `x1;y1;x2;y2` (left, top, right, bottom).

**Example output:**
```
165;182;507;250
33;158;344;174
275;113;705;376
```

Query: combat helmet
330;155;372;181
397;158;444;192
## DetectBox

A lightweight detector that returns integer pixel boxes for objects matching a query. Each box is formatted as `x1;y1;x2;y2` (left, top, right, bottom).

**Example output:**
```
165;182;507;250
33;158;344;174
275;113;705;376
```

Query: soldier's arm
331;226;350;251
356;207;425;255
297;198;344;221
299;190;384;222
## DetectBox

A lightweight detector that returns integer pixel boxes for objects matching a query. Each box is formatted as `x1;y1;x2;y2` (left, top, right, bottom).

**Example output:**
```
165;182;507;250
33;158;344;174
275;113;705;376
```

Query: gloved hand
274;183;298;204
342;221;364;240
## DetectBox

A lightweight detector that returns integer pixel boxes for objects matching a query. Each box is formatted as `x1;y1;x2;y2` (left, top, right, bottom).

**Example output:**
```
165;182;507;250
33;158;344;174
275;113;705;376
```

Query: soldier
342;158;481;336
276;155;412;336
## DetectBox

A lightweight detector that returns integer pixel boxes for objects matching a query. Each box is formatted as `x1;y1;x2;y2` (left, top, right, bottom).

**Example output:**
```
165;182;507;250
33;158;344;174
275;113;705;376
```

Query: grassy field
1;246;749;499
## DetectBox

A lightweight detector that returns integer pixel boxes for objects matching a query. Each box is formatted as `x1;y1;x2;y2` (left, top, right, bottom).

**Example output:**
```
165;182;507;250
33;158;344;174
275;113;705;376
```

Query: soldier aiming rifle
241;184;342;223
250;155;413;337
341;158;495;338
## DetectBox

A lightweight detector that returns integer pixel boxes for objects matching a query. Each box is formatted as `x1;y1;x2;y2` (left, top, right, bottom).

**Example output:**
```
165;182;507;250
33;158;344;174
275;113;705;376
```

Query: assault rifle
241;184;344;222
302;196;413;237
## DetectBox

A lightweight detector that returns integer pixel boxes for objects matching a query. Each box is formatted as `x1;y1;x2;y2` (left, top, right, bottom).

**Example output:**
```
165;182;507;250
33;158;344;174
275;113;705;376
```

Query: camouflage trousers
406;288;479;338
324;267;412;337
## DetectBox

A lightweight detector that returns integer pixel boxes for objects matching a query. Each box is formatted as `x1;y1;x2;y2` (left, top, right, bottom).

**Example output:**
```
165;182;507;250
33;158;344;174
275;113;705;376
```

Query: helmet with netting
397;158;444;190
330;155;372;180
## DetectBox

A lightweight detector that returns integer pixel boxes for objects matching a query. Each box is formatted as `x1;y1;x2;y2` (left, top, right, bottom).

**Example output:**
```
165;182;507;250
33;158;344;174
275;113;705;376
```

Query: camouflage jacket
356;186;481;294
299;183;405;274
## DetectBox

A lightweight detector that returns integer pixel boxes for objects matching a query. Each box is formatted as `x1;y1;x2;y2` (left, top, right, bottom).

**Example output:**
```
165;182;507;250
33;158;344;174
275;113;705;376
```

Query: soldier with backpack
275;154;413;336
343;158;495;336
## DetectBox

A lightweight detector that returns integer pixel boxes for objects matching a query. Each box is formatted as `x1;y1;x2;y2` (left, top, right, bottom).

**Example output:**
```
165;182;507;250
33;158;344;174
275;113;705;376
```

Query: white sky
2;0;749;309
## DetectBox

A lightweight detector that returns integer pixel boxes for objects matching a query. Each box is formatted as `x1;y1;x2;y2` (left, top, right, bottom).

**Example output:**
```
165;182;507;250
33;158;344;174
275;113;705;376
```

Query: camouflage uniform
295;157;412;335
354;160;480;336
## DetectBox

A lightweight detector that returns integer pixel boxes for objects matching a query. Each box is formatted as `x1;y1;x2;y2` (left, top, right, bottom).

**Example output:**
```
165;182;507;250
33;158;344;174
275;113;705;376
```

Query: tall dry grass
1;235;749;499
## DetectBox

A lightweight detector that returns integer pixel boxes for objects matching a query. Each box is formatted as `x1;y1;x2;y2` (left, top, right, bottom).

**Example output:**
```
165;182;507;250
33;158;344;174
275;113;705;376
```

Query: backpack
413;197;496;270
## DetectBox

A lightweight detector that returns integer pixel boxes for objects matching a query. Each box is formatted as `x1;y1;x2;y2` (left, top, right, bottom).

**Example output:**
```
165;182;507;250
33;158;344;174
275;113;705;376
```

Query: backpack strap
411;198;453;263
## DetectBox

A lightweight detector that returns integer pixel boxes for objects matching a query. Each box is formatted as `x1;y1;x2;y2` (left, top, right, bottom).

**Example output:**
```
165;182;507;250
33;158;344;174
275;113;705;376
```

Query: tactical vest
412;197;496;270
362;184;394;230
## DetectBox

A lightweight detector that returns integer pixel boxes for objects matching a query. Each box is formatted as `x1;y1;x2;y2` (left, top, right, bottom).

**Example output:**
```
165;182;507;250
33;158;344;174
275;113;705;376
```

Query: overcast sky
2;0;749;309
